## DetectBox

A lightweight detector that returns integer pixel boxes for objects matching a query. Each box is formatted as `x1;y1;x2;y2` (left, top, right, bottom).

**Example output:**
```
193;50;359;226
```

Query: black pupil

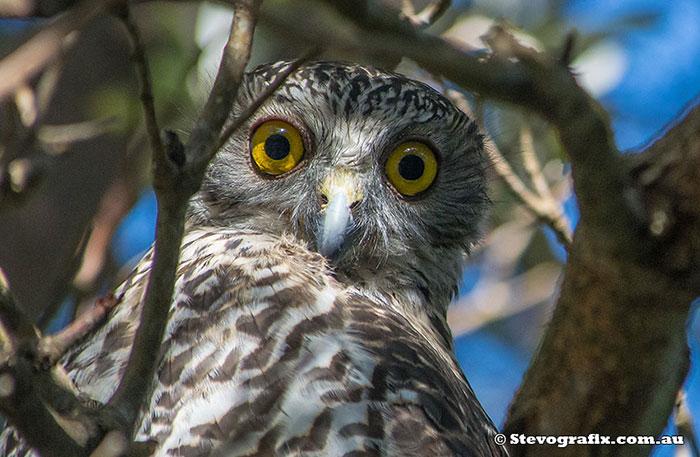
265;134;290;160
398;154;425;181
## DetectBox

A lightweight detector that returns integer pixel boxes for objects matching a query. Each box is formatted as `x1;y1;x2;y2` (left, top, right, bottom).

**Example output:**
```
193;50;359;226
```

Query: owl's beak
317;170;362;259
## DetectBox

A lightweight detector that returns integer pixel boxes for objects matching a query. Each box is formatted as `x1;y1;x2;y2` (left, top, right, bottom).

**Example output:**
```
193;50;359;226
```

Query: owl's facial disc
317;169;362;259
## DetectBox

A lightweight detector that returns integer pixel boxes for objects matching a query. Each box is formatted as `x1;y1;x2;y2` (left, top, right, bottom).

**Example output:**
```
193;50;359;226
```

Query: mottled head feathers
189;61;488;325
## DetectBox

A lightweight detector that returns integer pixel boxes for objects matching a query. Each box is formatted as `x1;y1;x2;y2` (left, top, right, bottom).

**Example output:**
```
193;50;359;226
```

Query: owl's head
189;61;488;320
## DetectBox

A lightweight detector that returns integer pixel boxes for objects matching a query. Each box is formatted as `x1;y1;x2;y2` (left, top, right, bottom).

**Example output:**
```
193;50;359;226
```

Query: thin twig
400;0;415;17
449;262;559;336
449;91;572;247
558;29;578;66
107;0;263;438
187;0;263;175
35;58;66;124
464;96;539;206
519;121;573;245
38;118;117;152
119;5;165;164
520;122;549;200
37;295;120;368
484;140;542;212
13;85;38;127
71;153;143;294
215;49;319;152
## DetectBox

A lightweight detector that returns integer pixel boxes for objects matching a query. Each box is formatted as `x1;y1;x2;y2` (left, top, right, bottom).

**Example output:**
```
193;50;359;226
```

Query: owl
1;61;507;457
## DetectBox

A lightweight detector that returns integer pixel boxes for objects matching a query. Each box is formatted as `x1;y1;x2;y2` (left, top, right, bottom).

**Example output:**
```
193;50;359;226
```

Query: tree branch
107;0;262;438
37;295;120;368
215;48;319;153
503;103;700;457
0;269;93;456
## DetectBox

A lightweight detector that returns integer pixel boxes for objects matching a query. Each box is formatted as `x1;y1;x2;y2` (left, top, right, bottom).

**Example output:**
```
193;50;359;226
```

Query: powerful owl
1;62;507;456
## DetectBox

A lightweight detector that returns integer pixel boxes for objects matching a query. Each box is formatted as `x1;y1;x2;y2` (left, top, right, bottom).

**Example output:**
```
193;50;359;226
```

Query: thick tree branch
107;0;262;433
503;104;700;457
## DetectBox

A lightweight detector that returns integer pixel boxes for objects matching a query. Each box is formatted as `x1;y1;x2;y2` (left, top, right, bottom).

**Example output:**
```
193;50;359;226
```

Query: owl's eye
251;120;305;176
385;141;438;196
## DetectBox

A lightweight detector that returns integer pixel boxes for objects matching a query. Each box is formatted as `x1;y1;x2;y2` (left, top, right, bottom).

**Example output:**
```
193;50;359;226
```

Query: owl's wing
1;228;506;457
337;292;507;457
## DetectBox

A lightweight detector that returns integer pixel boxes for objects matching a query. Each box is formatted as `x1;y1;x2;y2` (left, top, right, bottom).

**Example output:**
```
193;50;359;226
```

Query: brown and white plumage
1;61;506;456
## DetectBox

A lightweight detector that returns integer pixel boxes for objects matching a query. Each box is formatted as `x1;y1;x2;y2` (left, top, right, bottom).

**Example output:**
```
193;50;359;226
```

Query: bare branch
518;122;573;245
117;5;165;166
558;29;578;66
187;0;262;177
38;118;117;152
448;262;559;336
37;295;120;369
520;123;548;201
215;48;319;153
107;0;263;438
483;140;543;218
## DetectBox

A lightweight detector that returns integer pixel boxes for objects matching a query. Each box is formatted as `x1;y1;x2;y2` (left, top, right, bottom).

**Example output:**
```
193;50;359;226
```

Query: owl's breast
58;228;503;457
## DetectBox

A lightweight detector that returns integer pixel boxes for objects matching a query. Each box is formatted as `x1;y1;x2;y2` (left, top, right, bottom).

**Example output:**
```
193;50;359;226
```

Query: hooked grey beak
318;192;351;258
316;169;362;259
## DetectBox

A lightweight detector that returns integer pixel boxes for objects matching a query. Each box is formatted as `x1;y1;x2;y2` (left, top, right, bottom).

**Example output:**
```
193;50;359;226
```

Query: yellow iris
251;120;304;175
385;142;438;196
